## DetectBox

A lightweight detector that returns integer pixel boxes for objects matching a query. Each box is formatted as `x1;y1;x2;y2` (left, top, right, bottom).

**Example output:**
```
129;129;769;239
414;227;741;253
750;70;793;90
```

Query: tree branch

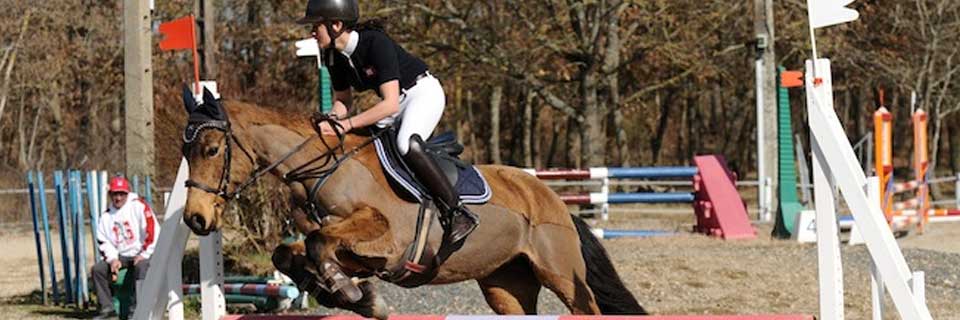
622;67;698;105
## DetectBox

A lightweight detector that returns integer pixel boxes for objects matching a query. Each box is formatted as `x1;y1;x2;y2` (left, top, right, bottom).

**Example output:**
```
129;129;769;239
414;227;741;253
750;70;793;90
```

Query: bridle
182;114;384;219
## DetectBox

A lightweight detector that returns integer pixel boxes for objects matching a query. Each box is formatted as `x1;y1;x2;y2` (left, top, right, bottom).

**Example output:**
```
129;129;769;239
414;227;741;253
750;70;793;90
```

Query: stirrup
440;204;479;244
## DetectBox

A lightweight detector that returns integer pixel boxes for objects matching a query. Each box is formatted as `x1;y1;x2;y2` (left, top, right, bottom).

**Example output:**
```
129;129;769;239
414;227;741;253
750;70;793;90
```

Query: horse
178;88;646;318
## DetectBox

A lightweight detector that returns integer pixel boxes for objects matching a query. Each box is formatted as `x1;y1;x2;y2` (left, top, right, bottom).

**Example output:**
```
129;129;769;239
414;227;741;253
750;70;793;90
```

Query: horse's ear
202;87;217;106
201;87;227;120
182;85;197;114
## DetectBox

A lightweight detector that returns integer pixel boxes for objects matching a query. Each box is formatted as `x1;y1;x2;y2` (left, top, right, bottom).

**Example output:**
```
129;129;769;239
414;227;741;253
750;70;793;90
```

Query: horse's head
180;86;255;235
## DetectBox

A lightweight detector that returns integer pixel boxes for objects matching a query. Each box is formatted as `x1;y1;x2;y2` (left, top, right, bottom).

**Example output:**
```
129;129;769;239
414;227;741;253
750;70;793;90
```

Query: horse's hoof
272;244;297;273
350;280;390;320
370;295;390;320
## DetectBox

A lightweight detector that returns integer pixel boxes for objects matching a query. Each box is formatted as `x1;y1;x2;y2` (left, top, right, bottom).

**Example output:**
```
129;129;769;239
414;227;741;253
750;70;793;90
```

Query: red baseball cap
108;176;131;194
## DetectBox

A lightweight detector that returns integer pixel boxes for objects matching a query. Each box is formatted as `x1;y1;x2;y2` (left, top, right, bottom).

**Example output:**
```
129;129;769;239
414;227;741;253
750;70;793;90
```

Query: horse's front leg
272;206;392;319
271;241;386;319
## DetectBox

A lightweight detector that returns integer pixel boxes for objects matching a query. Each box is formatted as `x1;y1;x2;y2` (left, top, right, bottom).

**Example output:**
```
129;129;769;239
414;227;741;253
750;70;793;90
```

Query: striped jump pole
591;228;678;239
523;167;698;180
182;283;300;299
526;157;755;240
524;167;698;220
559;192;695;205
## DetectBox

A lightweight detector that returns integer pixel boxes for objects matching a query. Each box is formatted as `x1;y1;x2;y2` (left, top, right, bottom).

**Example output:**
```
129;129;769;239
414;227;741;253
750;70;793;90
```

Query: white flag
808;0;859;29
295;38;320;57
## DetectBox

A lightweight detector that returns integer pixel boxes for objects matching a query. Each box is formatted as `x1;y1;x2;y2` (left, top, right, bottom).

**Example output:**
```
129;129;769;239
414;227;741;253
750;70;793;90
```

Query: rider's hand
332;100;348;118
319;119;353;136
133;255;145;266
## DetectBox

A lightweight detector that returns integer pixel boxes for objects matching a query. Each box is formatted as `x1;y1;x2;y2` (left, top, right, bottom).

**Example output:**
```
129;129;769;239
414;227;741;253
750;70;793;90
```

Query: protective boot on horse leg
272;242;387;319
305;229;364;303
404;134;479;244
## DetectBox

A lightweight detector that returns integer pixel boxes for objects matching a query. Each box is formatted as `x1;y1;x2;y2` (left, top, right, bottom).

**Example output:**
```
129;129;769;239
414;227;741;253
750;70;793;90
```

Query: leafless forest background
1;0;959;227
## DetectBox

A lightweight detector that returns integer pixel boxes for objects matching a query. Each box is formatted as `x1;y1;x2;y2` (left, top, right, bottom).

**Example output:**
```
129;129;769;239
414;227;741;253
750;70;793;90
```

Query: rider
300;0;479;245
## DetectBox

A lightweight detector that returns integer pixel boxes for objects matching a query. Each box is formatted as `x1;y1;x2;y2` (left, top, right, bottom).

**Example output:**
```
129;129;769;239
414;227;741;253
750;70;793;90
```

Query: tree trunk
613;107;629;167
950;118;960;174
651;90;675;165
0;12;29;146
489;85;503;164
26;96;43;168
930;112;945;199
48;81;68;167
604;7;626;167
685;89;697;163
567;116;580;168
243;0;262;88
522;89;534;168
454;75;463;145
465;91;478;164
582;69;604;167
546;118;561;168
16;92;26;169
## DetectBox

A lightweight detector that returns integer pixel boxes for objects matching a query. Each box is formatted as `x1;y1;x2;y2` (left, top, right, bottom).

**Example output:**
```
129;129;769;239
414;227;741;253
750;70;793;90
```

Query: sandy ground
0;211;958;319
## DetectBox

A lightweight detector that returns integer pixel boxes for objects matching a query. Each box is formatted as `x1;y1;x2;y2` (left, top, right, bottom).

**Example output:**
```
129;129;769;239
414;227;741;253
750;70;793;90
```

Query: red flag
159;15;196;51
781;70;804;88
158;15;201;94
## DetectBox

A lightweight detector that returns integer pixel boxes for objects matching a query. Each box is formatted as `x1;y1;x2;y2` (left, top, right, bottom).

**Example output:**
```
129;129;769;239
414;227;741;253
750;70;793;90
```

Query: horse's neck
243;124;384;209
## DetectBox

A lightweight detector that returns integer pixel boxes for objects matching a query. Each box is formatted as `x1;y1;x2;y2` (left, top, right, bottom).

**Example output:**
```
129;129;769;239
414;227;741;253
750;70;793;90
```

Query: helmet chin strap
322;22;345;66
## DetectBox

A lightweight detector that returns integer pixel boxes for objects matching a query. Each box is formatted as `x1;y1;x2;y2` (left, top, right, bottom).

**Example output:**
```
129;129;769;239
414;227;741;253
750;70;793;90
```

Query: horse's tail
572;214;648;315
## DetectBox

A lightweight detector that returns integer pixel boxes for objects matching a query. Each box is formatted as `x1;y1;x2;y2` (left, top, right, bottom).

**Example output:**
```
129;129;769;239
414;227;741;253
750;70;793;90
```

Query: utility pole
754;0;778;221
195;0;217;79
124;0;154;178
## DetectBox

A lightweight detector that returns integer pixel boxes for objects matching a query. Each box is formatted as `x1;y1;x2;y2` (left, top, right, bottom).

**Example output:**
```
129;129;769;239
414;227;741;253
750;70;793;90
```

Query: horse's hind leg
477;256;541;314
527;224;601;314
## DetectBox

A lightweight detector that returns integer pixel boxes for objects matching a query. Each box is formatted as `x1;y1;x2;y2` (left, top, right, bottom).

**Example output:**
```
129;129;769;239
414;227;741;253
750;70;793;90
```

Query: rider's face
312;24;332;47
311;22;343;48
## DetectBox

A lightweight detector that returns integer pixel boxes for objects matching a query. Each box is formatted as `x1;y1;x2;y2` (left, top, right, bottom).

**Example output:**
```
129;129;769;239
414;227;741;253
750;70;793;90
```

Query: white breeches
375;74;446;155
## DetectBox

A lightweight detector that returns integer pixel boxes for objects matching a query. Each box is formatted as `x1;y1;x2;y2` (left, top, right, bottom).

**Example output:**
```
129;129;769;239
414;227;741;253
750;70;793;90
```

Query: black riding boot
404;135;479;244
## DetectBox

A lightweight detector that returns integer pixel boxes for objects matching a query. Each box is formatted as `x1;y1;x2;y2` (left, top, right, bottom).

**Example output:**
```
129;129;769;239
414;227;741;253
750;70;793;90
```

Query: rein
184;115;384;220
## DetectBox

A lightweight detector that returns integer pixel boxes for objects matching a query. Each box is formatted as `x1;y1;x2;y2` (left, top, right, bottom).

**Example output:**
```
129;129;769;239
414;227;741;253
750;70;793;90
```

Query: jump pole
26;171;47;305
53;171;74;304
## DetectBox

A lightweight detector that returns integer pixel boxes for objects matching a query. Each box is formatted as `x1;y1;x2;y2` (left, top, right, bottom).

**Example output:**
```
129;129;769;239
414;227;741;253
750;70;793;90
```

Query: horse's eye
205;146;219;157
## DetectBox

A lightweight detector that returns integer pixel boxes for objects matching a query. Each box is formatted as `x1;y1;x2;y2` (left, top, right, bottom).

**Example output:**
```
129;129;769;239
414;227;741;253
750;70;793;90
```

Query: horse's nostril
185;214;207;232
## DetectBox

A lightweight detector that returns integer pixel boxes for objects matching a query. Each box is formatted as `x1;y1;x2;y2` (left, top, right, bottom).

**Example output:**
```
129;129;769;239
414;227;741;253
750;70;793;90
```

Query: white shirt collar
342;31;359;57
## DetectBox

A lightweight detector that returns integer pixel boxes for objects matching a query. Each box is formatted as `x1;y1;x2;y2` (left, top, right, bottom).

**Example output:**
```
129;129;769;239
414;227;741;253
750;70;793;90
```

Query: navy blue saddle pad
373;131;491;204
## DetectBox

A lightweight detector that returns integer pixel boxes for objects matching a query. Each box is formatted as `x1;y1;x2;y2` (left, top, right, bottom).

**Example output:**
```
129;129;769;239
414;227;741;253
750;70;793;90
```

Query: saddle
372;127;491;205
371;126;491;287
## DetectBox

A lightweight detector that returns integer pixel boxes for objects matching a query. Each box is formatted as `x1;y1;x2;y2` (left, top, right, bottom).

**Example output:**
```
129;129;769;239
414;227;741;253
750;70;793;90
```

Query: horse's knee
272;243;301;274
305;229;334;262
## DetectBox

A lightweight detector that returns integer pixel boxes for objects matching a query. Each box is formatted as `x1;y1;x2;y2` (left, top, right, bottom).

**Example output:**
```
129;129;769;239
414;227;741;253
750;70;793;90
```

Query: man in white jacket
92;176;160;319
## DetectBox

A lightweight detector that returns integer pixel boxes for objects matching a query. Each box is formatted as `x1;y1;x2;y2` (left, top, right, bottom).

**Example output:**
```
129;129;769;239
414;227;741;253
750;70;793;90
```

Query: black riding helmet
297;0;359;26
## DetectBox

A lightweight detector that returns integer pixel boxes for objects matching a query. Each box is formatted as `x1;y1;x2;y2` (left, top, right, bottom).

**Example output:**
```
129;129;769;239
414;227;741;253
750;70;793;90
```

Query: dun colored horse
179;90;646;318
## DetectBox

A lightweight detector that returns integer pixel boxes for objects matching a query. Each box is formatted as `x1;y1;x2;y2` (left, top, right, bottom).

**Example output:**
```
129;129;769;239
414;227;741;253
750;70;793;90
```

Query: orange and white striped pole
874;107;893;223
912;109;929;233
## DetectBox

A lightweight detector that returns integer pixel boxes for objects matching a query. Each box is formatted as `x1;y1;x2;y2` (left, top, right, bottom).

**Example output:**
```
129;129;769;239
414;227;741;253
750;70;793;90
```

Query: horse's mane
222;100;372;153
223;100;316;137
